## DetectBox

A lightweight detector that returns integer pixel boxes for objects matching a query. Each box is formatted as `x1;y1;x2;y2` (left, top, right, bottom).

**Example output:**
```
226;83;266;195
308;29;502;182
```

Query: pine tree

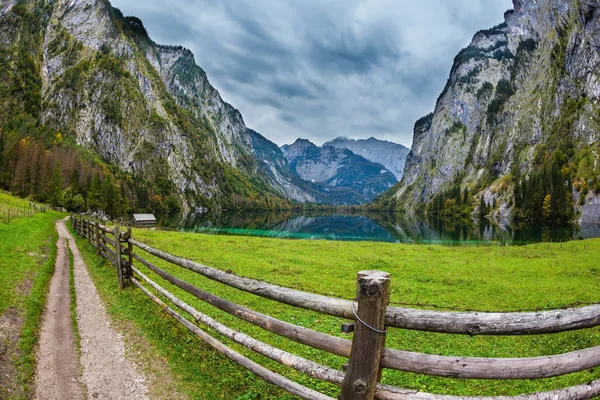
478;196;488;220
88;173;102;210
0;128;4;186
70;168;80;194
102;174;123;218
48;162;63;207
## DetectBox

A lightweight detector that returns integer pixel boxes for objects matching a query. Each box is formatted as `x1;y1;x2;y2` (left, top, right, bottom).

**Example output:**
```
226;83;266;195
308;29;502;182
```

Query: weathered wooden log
98;225;116;235
132;251;600;380
100;251;117;268
384;304;600;335
342;271;390;400
382;345;600;380
99;242;117;261
130;251;352;358
134;268;344;385
130;239;354;318
129;239;600;335
99;234;117;249
130;277;336;400
373;377;600;399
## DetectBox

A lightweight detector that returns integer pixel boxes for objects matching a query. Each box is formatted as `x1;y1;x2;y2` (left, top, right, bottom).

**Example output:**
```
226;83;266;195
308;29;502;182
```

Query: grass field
74;224;600;398
0;194;61;399
0;192;42;224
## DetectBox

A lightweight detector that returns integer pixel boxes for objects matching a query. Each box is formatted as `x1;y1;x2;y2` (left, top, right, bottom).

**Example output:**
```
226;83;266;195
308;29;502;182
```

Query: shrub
486;79;514;125
477;82;493;99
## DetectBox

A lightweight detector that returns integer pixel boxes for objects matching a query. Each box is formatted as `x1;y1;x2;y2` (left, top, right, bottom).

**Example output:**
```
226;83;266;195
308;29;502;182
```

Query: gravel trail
35;219;149;400
34;231;84;400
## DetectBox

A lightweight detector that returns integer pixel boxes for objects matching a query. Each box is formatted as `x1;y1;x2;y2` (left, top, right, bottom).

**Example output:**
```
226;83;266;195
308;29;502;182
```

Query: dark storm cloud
307;24;403;75
109;0;514;148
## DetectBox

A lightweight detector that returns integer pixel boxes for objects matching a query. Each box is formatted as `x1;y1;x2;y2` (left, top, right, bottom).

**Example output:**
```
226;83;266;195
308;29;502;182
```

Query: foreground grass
70;219;600;397
0;207;61;399
125;229;600;397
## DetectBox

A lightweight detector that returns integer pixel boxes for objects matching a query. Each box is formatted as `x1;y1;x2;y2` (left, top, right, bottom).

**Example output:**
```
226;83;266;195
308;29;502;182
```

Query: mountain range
324;137;410;181
281;139;398;204
0;0;408;213
2;0;597;222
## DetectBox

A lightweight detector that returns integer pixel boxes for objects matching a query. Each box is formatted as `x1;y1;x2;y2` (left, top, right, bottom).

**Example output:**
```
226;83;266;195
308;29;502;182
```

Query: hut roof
132;214;157;222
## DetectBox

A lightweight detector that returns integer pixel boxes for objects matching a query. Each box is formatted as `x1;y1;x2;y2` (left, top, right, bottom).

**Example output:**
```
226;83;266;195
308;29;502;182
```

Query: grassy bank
0;198;61;399
76;224;600;397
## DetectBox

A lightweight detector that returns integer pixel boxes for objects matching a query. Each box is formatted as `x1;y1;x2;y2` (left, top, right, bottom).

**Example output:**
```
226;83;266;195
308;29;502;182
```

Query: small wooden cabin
131;214;157;228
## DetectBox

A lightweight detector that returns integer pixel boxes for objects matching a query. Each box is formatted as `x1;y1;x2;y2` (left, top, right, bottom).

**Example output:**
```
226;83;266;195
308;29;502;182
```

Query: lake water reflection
176;212;595;245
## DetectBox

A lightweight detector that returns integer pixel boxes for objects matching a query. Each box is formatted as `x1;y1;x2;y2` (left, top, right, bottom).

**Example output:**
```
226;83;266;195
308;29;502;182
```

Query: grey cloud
110;0;513;148
308;25;403;75
271;80;317;100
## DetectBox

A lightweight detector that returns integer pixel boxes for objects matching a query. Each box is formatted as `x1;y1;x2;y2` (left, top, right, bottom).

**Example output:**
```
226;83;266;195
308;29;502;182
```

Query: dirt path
34;232;84;399
35;219;148;399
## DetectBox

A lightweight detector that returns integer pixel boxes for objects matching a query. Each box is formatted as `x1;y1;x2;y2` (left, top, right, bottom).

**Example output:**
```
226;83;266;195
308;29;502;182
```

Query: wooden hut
131;214;157;228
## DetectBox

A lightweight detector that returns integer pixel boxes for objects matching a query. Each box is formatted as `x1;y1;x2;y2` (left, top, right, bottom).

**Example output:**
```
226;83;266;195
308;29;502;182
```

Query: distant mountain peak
323;137;410;181
280;140;397;204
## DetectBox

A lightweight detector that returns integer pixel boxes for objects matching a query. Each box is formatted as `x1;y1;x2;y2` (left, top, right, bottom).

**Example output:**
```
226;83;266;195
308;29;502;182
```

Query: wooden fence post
125;227;133;281
340;271;390;400
95;222;101;255
115;226;124;289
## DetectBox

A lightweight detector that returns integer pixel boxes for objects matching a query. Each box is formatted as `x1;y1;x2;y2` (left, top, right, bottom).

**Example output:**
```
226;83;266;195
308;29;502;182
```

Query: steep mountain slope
282;139;397;203
389;0;600;222
0;0;305;212
324;137;410;181
248;129;315;203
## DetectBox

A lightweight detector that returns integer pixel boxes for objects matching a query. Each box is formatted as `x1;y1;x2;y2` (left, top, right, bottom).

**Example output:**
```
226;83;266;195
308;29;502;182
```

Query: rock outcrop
391;0;600;218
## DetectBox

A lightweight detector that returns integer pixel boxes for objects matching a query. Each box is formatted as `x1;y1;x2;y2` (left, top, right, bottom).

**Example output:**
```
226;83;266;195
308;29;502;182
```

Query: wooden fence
0;204;43;223
71;215;600;400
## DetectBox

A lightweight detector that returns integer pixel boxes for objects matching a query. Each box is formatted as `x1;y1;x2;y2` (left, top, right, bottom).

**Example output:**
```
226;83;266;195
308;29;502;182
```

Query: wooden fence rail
71;215;600;400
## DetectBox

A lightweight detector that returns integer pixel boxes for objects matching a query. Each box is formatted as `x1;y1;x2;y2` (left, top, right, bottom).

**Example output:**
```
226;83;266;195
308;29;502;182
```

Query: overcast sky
110;0;513;148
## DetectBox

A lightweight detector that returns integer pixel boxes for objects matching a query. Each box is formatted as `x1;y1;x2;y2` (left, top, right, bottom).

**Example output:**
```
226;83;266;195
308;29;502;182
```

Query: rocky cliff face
0;0;306;210
282;139;397;204
248;129;315;203
392;0;600;217
324;137;410;181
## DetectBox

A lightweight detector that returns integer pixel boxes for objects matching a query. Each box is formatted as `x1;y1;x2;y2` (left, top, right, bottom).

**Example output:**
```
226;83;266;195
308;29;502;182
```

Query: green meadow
0;193;60;399
73;224;600;399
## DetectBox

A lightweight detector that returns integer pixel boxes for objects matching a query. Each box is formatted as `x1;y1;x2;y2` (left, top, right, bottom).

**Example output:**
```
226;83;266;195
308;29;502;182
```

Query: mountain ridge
324;137;410;181
383;0;600;224
281;138;398;204
0;0;318;213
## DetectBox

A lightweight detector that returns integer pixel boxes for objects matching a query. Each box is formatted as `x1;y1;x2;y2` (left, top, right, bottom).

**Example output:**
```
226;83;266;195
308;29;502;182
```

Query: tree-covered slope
0;0;296;215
